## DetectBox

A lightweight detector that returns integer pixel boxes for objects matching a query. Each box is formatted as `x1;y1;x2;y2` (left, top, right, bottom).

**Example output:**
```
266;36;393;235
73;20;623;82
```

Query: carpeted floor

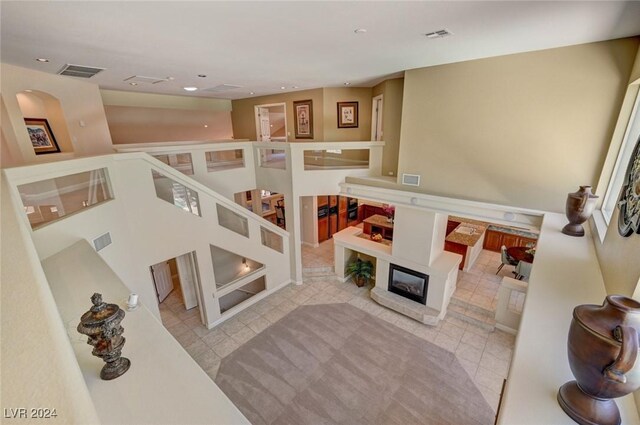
215;303;495;425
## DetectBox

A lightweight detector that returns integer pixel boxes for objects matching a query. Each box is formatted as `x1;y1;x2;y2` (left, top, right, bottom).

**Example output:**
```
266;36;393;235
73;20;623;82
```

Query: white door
151;261;173;303
259;107;271;142
371;95;383;141
176;252;199;310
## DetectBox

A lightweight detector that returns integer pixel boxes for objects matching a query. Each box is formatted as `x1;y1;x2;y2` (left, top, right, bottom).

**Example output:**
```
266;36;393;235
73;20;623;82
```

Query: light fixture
292;86;299;89
203;125;208;128
242;258;250;270
280;86;286;90
198;74;207;78
504;212;516;221
36;58;49;63
354;28;367;34
129;82;137;86
167;76;175;80
183;86;198;91
249;92;255;95
24;89;33;93
344;82;351;86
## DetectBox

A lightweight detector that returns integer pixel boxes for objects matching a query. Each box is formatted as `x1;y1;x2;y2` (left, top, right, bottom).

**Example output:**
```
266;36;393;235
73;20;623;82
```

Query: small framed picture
24;118;60;155
337;101;359;128
293;100;313;139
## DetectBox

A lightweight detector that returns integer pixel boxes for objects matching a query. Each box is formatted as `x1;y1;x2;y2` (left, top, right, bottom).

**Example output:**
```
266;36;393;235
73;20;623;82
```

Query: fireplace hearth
388;264;429;305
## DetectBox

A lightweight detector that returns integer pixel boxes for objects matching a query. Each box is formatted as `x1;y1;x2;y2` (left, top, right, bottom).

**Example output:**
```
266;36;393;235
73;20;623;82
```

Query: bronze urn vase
77;293;131;380
562;185;599;237
558;295;640;425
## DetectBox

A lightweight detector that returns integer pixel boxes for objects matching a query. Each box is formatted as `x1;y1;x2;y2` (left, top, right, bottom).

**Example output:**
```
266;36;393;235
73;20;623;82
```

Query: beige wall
232;89;324;141
104;106;233;144
373;77;404;177
1;63;113;165
322;87;372;141
100;89;231;112
397;38;639;212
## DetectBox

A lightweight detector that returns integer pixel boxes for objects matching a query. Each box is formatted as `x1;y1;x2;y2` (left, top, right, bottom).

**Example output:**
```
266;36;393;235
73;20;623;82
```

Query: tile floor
159;248;524;413
301;239;334;270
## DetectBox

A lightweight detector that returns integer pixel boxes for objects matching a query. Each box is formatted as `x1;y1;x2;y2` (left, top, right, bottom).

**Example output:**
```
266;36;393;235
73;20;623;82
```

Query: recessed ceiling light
249;92;255;95
167;76;175;80
292;86;299;89
36;58;49;63
24;89;33;93
280;86;286;90
183;86;198;91
344;82;351;86
198;74;207;78
354;29;367;34
129;82;138;86
204;125;208;128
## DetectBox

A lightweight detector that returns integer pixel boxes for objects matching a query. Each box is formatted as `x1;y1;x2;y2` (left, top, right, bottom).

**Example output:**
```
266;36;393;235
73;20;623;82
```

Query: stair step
448;309;496;332
450;295;495;317
303;266;335;278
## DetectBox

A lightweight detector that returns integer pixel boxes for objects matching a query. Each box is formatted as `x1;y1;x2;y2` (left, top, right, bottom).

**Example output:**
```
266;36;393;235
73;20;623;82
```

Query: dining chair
275;205;285;228
496;245;518;274
515;260;533;280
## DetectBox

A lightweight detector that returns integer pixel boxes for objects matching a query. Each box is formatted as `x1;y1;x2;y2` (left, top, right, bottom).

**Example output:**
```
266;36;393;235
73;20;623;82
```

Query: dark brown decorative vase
558;296;640;425
562;186;599;237
77;293;131;380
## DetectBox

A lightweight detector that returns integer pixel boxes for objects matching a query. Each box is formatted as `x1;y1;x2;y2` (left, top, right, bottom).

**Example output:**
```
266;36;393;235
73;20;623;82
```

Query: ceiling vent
124;75;169;84
203;84;243;93
57;64;105;78
424;29;453;39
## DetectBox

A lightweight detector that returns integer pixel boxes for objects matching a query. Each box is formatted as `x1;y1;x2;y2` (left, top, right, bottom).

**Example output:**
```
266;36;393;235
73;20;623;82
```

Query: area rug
215;303;495;425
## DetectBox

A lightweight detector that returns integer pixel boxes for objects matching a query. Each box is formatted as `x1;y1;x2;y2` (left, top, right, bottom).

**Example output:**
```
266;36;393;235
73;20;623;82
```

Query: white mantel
333;227;461;322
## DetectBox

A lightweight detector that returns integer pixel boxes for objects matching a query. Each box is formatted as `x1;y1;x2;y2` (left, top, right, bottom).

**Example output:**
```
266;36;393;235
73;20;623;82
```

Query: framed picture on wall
24;118;60;154
293;99;313;139
337;101;359;128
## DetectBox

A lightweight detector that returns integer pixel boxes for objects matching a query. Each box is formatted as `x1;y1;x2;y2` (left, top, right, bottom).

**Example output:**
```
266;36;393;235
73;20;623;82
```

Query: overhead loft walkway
3;152;291;329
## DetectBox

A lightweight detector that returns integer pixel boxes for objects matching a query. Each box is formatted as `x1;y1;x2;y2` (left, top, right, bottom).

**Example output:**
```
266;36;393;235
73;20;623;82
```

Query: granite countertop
363;214;394;229
449;215;539;240
487;224;539;239
445;221;486;246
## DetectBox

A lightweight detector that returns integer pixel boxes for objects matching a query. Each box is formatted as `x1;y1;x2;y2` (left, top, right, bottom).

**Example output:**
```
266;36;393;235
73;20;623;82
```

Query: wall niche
16;90;74;156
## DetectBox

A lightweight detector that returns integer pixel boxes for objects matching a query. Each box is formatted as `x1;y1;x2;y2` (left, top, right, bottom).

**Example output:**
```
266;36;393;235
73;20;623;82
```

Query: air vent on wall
402;173;421;186
424;29;453;39
58;64;105;78
93;232;112;252
124;75;169;84
203;84;243;93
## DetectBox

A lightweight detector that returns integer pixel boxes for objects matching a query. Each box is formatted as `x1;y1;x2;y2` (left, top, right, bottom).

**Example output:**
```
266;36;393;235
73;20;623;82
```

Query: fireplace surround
388;263;429;305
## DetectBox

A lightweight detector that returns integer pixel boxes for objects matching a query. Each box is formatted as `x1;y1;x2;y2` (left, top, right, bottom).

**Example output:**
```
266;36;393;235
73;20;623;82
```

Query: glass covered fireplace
388;263;429;305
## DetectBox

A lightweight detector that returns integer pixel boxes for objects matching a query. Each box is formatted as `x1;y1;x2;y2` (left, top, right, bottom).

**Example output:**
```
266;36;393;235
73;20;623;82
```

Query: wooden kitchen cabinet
338;210;348;230
318;217;329;243
483;229;539;252
361;204;385;221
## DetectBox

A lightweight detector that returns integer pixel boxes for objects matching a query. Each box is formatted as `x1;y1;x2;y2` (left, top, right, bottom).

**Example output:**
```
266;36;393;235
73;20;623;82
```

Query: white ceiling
2;1;640;100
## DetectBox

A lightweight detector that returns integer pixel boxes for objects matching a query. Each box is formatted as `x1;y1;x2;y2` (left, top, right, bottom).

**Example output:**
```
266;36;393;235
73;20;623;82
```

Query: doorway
150;251;204;325
254;103;287;142
371;95;383;141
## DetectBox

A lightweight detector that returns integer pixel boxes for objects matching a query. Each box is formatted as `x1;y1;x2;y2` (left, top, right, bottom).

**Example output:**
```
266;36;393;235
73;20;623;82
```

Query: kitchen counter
445;222;486;246
444;220;487;271
363;214;394;229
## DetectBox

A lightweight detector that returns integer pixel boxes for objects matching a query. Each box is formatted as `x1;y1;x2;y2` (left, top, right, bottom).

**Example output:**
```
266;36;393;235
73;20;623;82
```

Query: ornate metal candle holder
77;293;131;380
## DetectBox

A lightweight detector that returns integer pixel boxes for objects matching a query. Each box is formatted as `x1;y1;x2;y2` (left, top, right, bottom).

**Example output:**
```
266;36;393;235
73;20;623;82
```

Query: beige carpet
215;303;495;425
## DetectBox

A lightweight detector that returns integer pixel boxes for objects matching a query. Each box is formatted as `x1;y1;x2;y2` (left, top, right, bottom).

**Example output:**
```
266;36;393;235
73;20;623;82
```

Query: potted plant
346;258;374;287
